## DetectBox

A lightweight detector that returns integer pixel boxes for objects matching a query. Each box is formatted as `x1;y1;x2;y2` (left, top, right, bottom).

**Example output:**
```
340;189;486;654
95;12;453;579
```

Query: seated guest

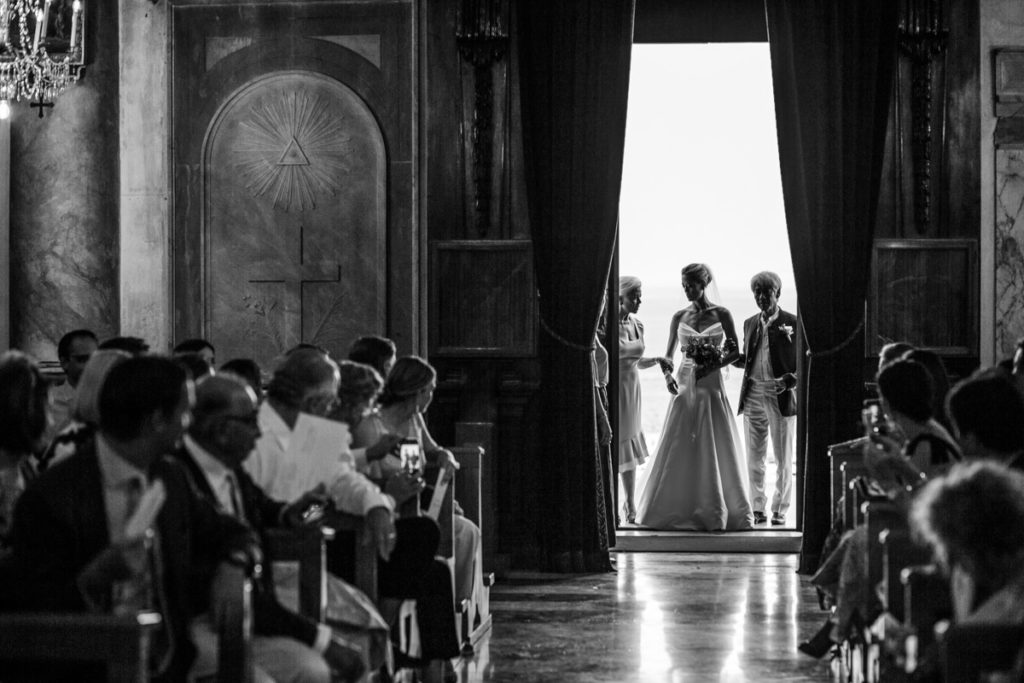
49;329;98;435
878;341;914;372
910;461;1024;682
912;461;1024;625
220;357;264;400
286;342;330;356
330;361;403;472
245;348;459;683
802;359;958;657
0;351;49;551
901;348;953;434
173;338;216;367
98;335;150;355
866;359;961;478
353;356;483;607
174;352;215;381
177;376;367;682
243;349;409;527
348;335;397;378
31;349;129;474
1;356;259;681
946;368;1024;467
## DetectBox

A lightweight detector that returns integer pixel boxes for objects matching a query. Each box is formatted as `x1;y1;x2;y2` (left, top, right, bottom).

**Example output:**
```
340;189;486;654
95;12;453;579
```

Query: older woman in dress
618;276;671;524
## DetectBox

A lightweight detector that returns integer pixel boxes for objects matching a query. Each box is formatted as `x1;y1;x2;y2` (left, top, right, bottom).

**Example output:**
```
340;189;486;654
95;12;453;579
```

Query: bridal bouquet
684;337;723;369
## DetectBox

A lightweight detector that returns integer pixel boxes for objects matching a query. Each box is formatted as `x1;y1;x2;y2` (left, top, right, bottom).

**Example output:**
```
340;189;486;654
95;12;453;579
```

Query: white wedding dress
635;321;754;531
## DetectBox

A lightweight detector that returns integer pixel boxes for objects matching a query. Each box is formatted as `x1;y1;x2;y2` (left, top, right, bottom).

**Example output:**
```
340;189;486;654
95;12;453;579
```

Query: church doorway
614;43;799;549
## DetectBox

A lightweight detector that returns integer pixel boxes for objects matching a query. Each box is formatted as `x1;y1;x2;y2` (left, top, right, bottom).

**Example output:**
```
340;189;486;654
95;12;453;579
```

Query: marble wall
983;1;1024;364
119;0;170;352
8;0;120;360
996;148;1024;356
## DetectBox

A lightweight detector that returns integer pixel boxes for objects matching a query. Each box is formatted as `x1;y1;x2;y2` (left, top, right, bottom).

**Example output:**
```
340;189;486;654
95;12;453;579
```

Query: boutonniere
778;324;794;342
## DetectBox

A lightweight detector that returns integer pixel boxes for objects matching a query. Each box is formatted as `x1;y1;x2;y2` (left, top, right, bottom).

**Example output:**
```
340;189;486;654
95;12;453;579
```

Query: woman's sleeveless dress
618;315;649;471
635;321;753;530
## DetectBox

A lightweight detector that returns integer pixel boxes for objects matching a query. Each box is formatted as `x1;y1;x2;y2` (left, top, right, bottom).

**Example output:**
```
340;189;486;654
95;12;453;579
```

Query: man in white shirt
244;349;421;557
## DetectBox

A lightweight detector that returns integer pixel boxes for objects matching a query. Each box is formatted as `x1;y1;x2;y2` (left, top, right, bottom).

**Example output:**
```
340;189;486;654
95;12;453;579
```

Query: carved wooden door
171;3;417;369
205;72;386;366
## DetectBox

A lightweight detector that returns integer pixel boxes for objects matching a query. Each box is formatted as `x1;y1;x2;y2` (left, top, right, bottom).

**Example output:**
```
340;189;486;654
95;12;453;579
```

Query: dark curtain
765;1;897;573
517;0;635;572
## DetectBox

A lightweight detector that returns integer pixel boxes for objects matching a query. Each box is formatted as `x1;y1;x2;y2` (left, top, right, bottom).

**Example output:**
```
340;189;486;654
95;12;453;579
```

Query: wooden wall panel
868;239;978;356
425;0;541;572
875;0;979;240
431;240;536;356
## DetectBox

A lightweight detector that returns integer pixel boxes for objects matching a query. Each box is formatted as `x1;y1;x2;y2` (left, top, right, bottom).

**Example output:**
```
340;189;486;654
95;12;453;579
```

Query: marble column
119;0;170;351
995;148;1024;357
1;118;9;349
8;0;119;361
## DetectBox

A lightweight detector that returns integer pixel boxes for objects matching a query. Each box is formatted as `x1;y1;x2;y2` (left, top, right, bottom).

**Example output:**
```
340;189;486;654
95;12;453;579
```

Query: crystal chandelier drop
0;0;85;119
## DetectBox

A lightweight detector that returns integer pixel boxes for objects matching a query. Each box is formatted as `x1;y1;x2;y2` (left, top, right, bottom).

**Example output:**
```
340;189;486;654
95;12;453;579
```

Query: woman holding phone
351;356;483;608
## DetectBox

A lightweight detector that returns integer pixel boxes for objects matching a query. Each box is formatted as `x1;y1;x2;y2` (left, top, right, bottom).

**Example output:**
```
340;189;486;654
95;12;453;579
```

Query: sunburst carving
233;91;350;212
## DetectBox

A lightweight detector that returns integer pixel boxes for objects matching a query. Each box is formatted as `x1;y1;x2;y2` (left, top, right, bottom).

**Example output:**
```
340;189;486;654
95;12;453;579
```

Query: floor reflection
458;553;827;682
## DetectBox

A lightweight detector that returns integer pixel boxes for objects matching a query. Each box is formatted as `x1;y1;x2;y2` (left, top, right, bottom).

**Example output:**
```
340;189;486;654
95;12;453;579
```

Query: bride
635;263;754;531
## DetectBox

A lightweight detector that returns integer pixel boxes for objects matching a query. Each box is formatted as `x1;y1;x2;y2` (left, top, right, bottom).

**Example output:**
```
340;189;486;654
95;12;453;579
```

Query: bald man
176;375;364;683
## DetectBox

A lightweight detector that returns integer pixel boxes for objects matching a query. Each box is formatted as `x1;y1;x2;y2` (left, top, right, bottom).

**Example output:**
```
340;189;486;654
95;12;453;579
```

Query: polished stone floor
454;553;828;682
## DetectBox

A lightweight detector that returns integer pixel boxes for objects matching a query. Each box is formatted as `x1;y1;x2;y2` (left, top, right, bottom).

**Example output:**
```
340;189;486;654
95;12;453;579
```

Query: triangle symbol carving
277;138;310;166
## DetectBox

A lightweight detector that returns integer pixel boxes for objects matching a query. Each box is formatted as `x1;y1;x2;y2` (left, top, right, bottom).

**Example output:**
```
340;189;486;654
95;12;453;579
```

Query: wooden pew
0;611;163;682
264;525;335;621
830;437;868;527
938;623;1024;682
860;500;908;682
216;565;255;683
450;446;493;655
424;461;455;561
901;564;952;654
0;570;255;683
842;460;871;530
321;510;379;603
879;528;931;623
864;500;906;613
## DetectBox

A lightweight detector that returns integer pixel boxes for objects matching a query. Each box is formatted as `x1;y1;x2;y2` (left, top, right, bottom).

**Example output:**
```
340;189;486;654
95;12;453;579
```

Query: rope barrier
539;315;595;352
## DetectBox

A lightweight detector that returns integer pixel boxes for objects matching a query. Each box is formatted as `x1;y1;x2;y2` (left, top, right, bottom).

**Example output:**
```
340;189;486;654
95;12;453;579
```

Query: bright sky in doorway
619;43;795;313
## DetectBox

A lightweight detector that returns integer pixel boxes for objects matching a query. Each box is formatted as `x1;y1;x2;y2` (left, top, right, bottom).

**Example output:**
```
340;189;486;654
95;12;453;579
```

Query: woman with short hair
617;275;671;524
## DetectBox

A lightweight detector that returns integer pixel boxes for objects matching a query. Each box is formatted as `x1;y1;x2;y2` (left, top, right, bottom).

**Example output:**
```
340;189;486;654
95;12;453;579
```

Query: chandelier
0;0;85;119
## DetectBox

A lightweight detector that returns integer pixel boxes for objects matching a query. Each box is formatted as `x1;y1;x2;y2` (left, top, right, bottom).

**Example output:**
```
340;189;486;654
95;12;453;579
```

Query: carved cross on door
248;225;342;345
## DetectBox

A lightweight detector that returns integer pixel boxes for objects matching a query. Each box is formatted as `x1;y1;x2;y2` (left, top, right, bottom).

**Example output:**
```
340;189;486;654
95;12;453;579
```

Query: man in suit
175;374;365;683
2;356;259;681
735;272;798;526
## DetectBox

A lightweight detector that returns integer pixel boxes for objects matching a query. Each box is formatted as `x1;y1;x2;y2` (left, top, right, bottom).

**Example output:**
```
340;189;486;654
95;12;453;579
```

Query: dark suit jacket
174;445;320;648
0;439;256;682
736;309;799;417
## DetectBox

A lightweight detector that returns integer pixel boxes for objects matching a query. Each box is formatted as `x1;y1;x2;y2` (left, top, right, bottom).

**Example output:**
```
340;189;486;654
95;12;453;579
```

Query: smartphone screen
400;442;422;474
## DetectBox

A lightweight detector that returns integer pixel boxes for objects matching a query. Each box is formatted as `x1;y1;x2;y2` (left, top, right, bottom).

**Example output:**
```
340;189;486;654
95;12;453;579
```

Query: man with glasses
243;348;420;561
178;374;365;683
